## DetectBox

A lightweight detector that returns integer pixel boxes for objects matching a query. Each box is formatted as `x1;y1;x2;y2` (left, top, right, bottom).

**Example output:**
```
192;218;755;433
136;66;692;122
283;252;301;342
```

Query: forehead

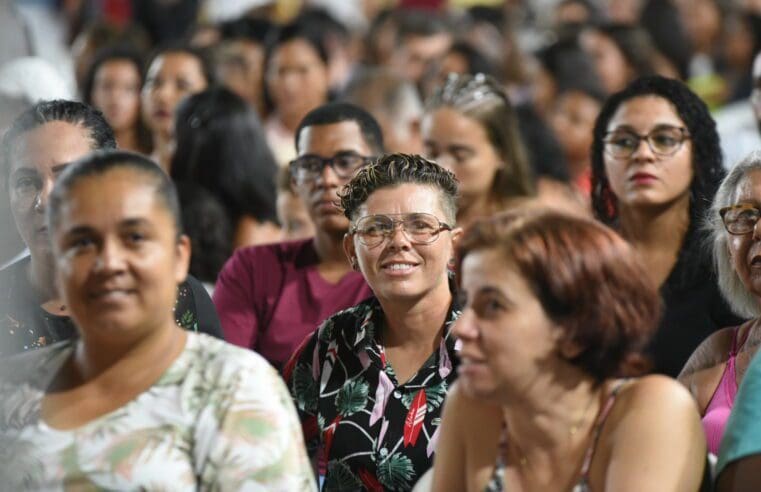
148;52;202;78
734;168;761;201
461;248;524;291
298;120;370;156
358;183;447;217
607;95;684;131
272;38;321;65
97;59;139;78
424;107;487;142
9;121;93;175
57;168;170;229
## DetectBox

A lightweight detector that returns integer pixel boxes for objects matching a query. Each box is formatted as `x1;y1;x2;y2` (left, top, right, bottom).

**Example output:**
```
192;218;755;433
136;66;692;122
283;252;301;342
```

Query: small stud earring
351;258;359;271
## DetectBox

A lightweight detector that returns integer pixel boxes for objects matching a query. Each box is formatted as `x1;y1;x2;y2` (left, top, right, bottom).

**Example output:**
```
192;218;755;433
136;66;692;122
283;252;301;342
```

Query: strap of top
577;380;628;479
731;323;751;356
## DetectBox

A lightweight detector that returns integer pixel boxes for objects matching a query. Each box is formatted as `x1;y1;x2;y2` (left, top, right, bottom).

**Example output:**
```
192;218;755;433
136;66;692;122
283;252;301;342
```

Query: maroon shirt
213;238;373;368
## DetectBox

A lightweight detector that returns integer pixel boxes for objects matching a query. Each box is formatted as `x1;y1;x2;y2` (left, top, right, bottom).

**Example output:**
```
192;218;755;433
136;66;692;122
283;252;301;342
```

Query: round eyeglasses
349;213;453;248
289;152;374;184
603;126;690;159
720;203;761;235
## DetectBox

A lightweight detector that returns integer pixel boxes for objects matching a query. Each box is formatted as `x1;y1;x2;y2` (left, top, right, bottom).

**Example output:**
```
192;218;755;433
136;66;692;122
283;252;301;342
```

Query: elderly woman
590;75;742;376
422;73;535;230
284;154;461;490
0;151;315;490
433;208;706;491
0;100;222;357
680;150;761;456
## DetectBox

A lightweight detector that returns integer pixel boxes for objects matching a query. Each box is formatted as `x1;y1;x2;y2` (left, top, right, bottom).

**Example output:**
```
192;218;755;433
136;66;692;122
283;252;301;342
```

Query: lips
88;287;136;303
380;259;420;274
629;171;657;184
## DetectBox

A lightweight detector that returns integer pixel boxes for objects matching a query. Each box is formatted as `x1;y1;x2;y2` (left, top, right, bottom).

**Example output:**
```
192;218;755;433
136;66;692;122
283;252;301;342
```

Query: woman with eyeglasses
284;154;462;491
679;150;761;458
591;75;742;377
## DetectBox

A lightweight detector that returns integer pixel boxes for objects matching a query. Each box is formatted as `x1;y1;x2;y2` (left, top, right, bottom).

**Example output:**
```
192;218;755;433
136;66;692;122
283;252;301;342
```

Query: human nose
94;238;127;273
386;219;413;247
314;160;341;188
436;153;456;172
33;178;55;213
753;216;761;240
630;135;656;160
453;309;478;340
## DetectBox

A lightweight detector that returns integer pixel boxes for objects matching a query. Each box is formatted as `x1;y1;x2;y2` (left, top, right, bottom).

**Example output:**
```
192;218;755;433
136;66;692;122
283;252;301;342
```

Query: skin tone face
727;169;761;300
52;168;190;344
91;59;142;134
581;30;633;95
392;33;452;85
276;189;315;241
423;106;503;205
455;248;563;402
8;121;94;261
266;39;329;128
752;52;761;128
550;91;601;171
343;183;458;303
141;52;209;138
217;40;265;112
603;95;694;212
296;121;373;235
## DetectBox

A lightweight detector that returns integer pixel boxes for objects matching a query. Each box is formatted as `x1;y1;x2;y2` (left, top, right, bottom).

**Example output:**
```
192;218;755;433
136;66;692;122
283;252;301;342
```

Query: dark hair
219;17;275;45
537;35;605;98
295;102;384;155
588;24;658;85
2;100;116;181
339;153;459;222
446;41;497;78
176;182;232;284
81;46;153;153
591;75;725;226
172;87;278;225
640;0;692;79
457;208;660;382
341;67;421;120
265;19;329;68
426;73;536;201
144;43;216;87
48;150;181;236
514;104;569;182
394;9;451;47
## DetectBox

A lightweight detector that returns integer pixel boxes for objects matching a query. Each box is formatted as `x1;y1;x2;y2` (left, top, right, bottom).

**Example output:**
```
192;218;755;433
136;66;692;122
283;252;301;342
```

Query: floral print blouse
284;295;461;491
0;332;316;491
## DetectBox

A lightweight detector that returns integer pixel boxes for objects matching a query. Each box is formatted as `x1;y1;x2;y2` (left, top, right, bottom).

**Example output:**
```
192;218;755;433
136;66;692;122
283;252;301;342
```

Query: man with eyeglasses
213;102;380;369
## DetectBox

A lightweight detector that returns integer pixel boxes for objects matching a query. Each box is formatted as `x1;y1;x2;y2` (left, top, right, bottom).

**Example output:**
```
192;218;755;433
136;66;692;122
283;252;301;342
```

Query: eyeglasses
349;213;453;248
603;126;690;159
289;152;374;184
720;203;761;235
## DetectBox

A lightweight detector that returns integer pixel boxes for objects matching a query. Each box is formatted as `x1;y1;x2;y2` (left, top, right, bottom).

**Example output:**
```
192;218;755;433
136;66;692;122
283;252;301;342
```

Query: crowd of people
1;0;761;490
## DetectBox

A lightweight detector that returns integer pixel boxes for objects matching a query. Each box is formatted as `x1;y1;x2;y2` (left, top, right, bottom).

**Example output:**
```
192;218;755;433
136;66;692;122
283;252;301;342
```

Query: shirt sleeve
197;358;318;491
213;248;260;349
283;330;322;460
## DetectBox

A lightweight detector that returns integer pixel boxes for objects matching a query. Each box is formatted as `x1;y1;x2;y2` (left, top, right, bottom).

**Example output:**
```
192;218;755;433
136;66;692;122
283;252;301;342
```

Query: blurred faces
266;39;329;127
392;33;452;85
581;29;633;95
676;0;722;53
142;52;209;138
8;121;93;259
295;121;372;235
277;189;315;241
455;248;561;401
550;91;601;170
752;52;761;128
52;168;190;342
90;59;141;134
726;169;761;300
603;96;694;212
423;107;503;205
216;40;265;113
344;183;457;303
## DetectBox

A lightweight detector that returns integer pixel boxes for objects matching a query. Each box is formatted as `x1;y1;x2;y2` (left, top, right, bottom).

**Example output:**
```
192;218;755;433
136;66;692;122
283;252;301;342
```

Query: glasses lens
649;129;684;155
402;213;441;243
291;156;322;182
355;215;394;246
605;132;638;157
725;206;760;234
332;154;365;178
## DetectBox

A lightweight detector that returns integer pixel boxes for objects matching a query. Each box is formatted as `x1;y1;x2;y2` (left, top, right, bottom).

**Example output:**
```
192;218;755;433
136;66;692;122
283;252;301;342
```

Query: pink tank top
702;326;749;455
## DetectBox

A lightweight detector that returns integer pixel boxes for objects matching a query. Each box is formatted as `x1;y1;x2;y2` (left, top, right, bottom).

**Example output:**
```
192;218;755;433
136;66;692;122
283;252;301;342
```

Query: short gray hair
709;150;761;318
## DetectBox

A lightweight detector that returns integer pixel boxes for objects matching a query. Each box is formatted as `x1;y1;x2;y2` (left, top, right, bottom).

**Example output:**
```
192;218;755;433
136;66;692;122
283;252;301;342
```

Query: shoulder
615;375;699;414
442;382;501;419
678;325;737;392
184;333;281;385
219;238;313;276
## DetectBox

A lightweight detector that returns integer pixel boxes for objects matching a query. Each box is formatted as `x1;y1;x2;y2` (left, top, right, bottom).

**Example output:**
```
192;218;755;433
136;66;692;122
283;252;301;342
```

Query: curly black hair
591;75;725;227
339;153;459;222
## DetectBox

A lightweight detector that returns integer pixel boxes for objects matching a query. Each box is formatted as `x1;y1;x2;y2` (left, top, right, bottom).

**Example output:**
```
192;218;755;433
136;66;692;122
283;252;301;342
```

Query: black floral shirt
0;256;224;356
284;295;461;491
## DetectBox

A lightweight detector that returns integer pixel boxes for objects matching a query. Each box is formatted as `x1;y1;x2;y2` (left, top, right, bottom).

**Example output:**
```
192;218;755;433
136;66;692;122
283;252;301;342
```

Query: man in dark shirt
0;100;222;356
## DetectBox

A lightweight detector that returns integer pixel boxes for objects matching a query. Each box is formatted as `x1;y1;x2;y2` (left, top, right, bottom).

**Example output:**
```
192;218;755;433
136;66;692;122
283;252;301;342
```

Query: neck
501;373;604;469
618;198;690;254
457;193;494;230
567;157;590;181
313;229;351;265
378;278;452;351
151;133;174;172
114;128;139;153
28;251;57;302
279;111;303;134
74;319;185;383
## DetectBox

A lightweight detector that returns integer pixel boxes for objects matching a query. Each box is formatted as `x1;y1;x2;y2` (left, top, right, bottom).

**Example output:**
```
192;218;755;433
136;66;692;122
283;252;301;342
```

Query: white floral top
0;332;317;491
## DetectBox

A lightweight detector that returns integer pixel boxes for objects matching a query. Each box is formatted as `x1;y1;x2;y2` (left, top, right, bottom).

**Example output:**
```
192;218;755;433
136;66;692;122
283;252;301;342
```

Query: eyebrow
64;218;154;236
608;123;684;133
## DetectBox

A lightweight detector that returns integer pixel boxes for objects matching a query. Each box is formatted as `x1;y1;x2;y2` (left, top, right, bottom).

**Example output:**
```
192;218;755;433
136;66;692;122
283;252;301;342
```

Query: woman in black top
590;75;742;376
0;100;222;356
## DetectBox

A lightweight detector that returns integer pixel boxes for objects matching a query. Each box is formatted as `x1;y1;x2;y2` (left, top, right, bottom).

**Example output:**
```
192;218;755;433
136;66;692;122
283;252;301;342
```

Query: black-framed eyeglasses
349;213;453;248
603;126;690;159
289;152;374;184
720;203;761;235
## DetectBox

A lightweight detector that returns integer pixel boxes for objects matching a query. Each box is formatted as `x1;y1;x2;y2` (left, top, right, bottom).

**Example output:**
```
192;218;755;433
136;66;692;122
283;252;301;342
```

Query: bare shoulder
616;375;700;413
679;326;736;380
